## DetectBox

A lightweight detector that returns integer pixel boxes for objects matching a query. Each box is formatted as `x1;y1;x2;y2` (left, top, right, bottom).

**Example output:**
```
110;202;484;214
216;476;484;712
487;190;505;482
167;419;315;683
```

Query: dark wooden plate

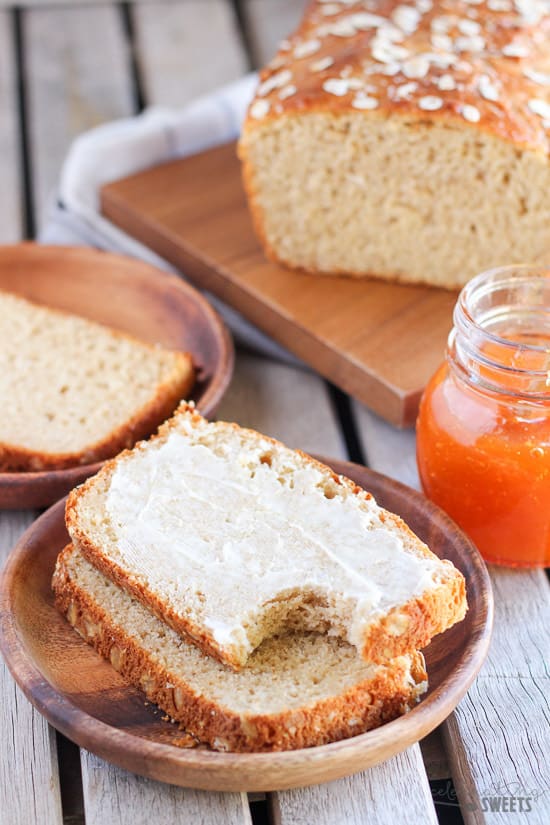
0;243;234;509
0;457;492;792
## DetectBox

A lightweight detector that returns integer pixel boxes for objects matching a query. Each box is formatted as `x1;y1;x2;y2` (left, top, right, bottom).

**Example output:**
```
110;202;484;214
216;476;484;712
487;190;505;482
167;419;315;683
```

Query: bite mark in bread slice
0;289;194;471
53;544;428;753
66;404;467;670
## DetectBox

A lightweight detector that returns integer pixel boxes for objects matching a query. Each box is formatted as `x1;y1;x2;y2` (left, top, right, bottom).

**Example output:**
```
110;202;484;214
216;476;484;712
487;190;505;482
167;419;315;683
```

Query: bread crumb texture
53;544;428;752
0;290;194;470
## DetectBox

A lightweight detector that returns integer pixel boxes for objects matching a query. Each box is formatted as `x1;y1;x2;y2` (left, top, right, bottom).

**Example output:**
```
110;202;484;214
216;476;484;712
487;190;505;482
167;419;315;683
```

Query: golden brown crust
240;0;550;152
66;402;467;671
52;544;427;753
0;354;194;473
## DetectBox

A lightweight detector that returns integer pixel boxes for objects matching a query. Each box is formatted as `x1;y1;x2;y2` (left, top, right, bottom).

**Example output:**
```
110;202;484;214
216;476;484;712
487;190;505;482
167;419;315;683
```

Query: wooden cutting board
101;141;458;427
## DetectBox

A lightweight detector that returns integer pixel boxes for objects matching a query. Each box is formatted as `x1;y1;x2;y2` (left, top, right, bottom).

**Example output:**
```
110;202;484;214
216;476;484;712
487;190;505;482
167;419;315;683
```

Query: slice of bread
66;403;467;670
53;544;428;752
0;289;194;471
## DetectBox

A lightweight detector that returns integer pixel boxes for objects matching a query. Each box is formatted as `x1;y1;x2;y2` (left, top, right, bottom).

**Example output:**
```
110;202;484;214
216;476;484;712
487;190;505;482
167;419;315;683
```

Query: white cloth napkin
40;73;300;365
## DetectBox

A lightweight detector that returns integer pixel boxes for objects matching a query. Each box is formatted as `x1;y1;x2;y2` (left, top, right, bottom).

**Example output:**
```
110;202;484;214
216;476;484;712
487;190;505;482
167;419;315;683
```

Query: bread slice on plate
53;544;428;753
0;289;194;471
66;403;467;671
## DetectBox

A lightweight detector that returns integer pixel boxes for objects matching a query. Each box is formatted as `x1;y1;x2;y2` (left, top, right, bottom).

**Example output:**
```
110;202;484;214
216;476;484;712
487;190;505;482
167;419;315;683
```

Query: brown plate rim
0;243;234;508
0;456;493;791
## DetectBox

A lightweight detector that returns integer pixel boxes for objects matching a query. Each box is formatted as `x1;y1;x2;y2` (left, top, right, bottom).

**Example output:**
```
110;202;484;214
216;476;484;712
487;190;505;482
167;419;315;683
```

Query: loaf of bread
66;402;467;671
0;290;194;471
53;543;428;752
239;0;550;288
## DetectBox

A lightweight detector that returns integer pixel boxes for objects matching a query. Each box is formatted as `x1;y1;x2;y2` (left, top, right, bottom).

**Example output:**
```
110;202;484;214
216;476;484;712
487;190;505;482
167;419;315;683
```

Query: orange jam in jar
417;266;550;568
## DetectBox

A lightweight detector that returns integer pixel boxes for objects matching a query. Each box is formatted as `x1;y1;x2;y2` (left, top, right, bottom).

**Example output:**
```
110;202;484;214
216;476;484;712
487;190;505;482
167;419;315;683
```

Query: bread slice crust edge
52;544;428;753
65;403;467;671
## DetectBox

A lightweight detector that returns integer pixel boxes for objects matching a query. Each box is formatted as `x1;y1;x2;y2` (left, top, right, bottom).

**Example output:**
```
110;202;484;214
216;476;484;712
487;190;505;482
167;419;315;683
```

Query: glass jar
416;265;550;568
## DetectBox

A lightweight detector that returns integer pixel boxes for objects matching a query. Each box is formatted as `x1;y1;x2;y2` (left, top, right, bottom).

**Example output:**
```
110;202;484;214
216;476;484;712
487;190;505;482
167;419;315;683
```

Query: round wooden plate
0;243;233;509
0;456;492;792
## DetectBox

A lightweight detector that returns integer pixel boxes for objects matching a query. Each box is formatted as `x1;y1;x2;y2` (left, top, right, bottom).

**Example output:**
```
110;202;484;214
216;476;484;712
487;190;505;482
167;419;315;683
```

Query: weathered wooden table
0;2;548;824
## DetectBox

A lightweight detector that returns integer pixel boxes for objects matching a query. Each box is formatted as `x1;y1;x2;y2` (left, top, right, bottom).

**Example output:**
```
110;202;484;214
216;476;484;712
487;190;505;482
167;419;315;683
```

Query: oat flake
250;100;270;119
523;68;550;86
478;75;499;101
320;3;342;15
455;35;485;53
402;56;430;79
257;69;292;97
458;19;481;36
279;85;297;100
395;81;419;99
294;39;322;59
437;74;456;91
418;95;444;110
502;42;529;58
311;56;334;73
392;5;421;34
352;94;379;110
528;99;550;120
323;78;353;96
461;104;481;122
431;33;453;51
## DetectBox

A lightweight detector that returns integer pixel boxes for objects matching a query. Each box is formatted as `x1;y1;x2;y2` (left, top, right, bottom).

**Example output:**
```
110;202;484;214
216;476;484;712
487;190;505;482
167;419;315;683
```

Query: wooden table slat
215;353;346;458
0;0;171;6
353;402;421;490
274;748;438;825
444;567;550;825
1;514;64;825
133;0;248;108
80;752;252;825
0;10;23;242
24;2;135;232
242;0;306;67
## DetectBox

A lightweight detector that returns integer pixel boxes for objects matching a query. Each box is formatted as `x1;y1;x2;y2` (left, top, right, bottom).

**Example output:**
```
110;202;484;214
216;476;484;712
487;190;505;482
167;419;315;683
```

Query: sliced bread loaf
66;403;467;670
53;544;428;752
0;289;194;471
238;1;550;287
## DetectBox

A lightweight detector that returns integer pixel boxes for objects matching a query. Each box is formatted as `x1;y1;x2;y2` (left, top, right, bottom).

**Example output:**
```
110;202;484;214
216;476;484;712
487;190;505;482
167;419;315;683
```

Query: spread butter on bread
66;403;467;671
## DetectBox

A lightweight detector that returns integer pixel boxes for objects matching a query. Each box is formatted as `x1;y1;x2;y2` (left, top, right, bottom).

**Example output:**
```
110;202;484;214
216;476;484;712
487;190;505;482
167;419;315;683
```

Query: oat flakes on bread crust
0;289;194;471
53;544;428;753
66;403;467;671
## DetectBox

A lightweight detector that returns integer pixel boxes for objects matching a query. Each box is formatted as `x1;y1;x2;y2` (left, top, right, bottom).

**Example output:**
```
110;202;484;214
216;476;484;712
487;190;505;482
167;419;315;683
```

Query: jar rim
450;265;550;400
458;264;550;356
